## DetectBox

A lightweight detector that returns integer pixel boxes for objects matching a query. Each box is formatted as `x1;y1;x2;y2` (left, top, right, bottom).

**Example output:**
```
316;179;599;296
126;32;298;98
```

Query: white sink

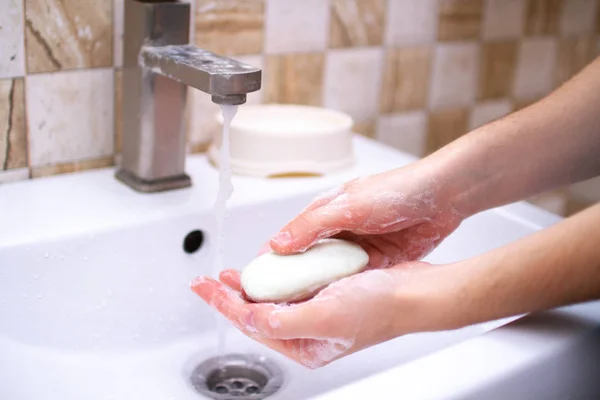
1;136;593;400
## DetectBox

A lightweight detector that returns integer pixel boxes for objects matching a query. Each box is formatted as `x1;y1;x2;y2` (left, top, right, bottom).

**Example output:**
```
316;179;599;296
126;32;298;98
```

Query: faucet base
115;169;191;193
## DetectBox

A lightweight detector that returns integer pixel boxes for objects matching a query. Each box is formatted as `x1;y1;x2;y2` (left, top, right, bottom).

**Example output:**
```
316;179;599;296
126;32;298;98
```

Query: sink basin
0;137;574;399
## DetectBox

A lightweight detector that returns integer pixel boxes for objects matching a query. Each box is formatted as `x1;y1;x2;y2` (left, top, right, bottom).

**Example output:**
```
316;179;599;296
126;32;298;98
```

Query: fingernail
271;231;292;247
189;276;210;289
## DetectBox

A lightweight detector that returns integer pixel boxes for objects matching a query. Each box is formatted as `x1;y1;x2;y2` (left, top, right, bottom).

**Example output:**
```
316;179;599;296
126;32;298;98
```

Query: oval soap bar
241;238;369;303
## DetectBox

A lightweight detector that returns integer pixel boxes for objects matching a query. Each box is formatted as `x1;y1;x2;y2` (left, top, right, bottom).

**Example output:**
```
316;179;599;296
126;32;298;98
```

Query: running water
213;104;238;356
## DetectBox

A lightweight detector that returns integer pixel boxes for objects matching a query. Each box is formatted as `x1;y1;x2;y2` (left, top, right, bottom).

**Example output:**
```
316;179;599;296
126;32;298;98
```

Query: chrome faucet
117;0;262;193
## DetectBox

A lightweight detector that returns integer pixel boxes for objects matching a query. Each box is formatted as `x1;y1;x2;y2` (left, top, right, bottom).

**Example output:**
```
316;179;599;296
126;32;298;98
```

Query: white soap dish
208;104;355;177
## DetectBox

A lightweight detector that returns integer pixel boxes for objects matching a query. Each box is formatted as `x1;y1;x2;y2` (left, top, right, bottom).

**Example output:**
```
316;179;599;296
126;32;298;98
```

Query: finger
219;269;242;292
190;277;246;323
298;185;345;214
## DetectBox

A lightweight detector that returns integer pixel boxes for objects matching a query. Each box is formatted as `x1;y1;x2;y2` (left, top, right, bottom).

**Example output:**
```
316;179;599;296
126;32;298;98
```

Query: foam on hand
241;239;369;303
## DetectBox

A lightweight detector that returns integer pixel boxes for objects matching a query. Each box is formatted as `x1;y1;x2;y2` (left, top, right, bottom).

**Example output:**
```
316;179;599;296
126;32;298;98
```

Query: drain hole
190;354;284;399
183;230;204;254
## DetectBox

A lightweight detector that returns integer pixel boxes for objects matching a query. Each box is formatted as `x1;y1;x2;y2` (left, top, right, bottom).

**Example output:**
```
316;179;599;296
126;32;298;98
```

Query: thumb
270;202;352;255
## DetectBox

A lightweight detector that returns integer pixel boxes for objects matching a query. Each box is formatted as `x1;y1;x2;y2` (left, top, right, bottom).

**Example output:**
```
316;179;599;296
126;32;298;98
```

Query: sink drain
190;354;284;399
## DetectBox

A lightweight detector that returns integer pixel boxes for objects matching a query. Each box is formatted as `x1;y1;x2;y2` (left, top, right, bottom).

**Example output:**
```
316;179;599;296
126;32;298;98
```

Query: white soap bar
241;239;369;303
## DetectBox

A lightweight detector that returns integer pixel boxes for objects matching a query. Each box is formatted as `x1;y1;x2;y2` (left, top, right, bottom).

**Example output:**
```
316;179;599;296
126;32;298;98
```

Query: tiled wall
1;0;599;214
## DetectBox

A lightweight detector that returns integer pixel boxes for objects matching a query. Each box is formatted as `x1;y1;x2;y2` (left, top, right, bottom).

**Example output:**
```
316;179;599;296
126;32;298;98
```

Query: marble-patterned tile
324;48;383;121
483;0;526;39
560;0;598;36
353;119;377;138
525;0;562;36
265;0;330;54
429;42;480;110
385;0;438;46
265;53;324;106
31;156;114;178
380;46;432;113
330;0;386;48
195;0;264;56
513;37;558;99
469;99;513;130
27;69;114;167
0;168;29;184
114;0;124;68
0;0;26;79
479;41;518;100
427;108;469;153
437;0;484;41
376;111;427;157
24;0;112;73
555;36;595;86
0;78;28;170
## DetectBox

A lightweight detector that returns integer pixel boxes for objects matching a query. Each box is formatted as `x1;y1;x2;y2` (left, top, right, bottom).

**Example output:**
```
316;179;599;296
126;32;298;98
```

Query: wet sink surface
0;187;558;400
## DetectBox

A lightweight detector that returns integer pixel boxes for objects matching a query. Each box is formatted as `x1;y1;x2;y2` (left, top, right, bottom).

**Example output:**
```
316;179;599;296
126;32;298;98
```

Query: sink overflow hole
183;230;204;254
190;354;284;400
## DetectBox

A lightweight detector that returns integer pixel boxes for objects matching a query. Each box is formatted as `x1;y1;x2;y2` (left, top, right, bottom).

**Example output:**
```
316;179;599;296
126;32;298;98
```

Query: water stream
212;104;238;357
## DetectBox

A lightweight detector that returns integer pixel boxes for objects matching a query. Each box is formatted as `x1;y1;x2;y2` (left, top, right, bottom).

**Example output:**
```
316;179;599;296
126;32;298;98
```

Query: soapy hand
268;166;464;268
191;263;440;369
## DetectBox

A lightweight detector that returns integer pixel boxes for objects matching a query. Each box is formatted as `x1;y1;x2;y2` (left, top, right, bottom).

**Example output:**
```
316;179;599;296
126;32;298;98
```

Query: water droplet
33;273;40;280
44;253;49;259
37;294;43;299
148;286;155;293
22;293;28;299
83;256;88;261
107;289;113;297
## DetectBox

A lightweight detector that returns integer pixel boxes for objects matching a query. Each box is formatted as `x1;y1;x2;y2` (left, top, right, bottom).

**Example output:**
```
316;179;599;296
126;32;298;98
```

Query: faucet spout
139;45;261;105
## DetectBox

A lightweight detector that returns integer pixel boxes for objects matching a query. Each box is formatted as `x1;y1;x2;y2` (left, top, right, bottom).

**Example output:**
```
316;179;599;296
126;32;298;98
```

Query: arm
432;203;600;330
433;56;600;217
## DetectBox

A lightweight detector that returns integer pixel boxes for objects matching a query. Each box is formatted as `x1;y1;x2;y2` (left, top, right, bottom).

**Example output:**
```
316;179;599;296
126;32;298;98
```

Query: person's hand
268;165;465;268
191;263;452;369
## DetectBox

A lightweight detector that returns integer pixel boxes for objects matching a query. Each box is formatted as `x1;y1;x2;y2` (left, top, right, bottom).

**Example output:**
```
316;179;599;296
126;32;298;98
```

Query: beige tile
114;0;123;67
513;38;558;100
479;41;518;100
195;0;264;56
264;53;324;106
437;0;483;41
31;156;114;178
324;48;383;121
555;36;595;86
0;78;28;170
24;0;112;73
427;108;469;153
560;0;598;36
330;0;386;48
483;0;526;39
380;46;432;113
385;0;438;45
353;120;377;138
469;99;513;129
525;0;562;36
430;43;480;109
0;0;26;79
0;168;29;183
27;69;114;167
376;111;427;157
265;0;330;53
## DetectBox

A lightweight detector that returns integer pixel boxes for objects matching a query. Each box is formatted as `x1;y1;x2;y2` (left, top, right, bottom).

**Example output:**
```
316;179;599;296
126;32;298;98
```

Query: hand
268;165;464;268
191;263;449;369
